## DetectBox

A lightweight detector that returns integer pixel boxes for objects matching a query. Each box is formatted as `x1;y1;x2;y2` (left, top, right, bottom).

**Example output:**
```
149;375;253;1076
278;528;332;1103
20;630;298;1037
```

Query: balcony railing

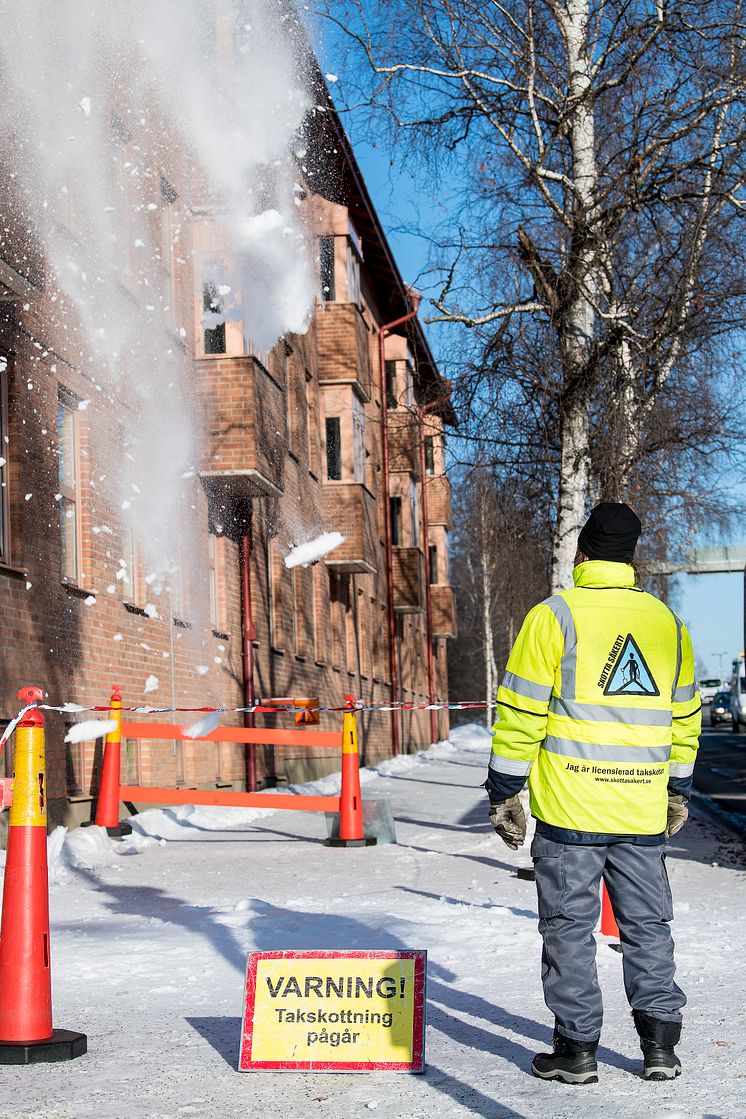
316;302;373;401
196;355;286;502
425;474;452;527
322;482;379;574
431;585;457;637
393;547;425;613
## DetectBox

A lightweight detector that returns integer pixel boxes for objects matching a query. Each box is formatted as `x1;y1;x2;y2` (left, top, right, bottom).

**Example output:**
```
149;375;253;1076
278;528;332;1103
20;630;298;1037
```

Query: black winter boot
633;1010;682;1081
531;1028;599;1084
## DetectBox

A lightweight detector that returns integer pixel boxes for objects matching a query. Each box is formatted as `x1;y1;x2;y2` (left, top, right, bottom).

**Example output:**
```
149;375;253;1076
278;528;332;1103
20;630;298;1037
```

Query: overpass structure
647;546;746;577
646;546;746;672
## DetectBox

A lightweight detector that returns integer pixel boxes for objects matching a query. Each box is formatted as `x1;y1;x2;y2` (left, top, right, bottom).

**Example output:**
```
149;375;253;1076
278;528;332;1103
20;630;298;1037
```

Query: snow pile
47;825;159;883
449;721;493;751
64;720;118;744
126;766;377;840
284;532;346;569
128;802;276;840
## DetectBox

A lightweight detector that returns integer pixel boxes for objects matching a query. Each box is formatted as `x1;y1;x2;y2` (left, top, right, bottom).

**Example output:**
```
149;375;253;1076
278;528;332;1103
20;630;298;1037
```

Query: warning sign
239;950;426;1072
602;634;659;697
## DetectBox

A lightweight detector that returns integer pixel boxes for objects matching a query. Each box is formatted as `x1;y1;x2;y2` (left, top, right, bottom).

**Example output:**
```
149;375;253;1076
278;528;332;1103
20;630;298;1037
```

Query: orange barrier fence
95;688;375;847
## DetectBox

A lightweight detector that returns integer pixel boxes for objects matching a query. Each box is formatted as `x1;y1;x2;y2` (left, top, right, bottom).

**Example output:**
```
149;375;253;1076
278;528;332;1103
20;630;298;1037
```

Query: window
292;567;313;657
344;576;356;670
0;355;9;563
385;360;398;410
409;479;419;545
208;533;228;632
390;496;402;547
158;176;178;329
268;541;285;651
319;234;335;301
57;392;81;583
329;570;352;669
203;274;226;354
284;345;301;457
168;557;183;620
313;563;325;662
306;371;320;475
429;544;438;584
346;242;361;307
325;416;342;481
424;435;435;476
119;521;139;603
403;358;415;407
352;395;365;483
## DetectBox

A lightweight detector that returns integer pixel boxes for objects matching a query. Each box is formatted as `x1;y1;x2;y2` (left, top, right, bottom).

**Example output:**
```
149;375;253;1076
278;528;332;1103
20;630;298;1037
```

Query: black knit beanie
578;502;641;564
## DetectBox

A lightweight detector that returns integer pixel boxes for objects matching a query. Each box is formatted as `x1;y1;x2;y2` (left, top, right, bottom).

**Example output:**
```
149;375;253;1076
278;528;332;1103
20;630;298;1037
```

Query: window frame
429;544;438;584
385;360;398;410
352;395;366;483
57;389;83;585
390;496;402;547
208;532;228;633
319;234;336;302
158;175;178;331
201;261;228;355
424;435;435;476
346;240;361;307
325;416;342;481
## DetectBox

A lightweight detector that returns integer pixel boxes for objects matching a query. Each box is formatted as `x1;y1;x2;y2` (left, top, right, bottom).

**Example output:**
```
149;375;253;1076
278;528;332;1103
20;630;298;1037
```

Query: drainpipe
419;405;438;745
239;501;257;792
378;290;422;756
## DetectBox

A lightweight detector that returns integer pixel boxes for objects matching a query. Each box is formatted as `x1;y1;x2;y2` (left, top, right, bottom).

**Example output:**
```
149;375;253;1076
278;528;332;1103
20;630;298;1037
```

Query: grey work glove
665;793;688;838
489;795;527;850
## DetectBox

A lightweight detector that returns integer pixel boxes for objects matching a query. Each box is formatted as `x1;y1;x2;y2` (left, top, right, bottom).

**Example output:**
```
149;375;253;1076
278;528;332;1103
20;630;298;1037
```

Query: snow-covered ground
0;724;744;1119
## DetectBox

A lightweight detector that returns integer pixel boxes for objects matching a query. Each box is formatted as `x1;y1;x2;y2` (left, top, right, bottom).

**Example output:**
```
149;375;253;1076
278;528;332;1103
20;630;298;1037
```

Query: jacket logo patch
601;634;659;697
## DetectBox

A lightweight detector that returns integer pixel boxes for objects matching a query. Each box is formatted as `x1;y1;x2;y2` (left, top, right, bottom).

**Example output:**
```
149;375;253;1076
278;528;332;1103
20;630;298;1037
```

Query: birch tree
449;467;549;719
319;0;746;588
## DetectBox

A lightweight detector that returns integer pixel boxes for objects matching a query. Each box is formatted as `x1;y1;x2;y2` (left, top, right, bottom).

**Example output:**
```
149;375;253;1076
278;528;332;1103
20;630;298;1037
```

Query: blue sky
673;573;743;681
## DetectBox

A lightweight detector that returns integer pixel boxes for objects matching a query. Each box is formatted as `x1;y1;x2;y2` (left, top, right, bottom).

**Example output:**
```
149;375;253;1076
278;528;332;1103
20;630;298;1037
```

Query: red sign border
239;949;427;1073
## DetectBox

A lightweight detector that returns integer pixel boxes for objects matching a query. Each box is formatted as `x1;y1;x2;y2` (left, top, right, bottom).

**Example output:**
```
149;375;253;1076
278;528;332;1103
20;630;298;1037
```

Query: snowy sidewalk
0;725;744;1119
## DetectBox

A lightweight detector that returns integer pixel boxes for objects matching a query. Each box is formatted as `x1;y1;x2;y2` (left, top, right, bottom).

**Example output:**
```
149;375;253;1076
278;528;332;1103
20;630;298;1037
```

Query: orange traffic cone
601;880;620;938
0;686;86;1062
326;697;376;848
94;685;130;835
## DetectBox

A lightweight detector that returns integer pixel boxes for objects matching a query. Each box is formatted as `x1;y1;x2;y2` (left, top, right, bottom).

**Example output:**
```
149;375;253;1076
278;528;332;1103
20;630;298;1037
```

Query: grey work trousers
531;833;686;1042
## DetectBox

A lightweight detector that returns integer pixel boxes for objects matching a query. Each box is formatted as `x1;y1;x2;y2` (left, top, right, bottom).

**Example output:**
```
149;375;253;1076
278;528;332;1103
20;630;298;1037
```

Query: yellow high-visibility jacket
487;560;701;841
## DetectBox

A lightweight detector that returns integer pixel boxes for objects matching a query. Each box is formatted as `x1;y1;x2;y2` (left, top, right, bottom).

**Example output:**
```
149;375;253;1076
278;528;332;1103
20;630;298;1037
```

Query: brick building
0;54;456;832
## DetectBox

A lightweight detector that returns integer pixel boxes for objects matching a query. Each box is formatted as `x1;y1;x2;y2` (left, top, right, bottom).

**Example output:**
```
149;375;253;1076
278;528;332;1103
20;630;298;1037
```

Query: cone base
325;837;377;847
106;823;132;837
516;867;536;881
83;820;132;837
0;1029;87;1064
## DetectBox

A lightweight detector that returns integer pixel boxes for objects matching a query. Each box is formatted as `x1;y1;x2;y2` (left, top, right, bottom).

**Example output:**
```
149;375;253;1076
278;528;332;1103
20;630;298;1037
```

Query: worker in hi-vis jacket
486;502;701;1085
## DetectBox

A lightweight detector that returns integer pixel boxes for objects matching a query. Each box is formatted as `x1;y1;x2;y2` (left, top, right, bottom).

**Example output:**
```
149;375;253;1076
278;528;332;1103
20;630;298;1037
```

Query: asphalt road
692;708;746;825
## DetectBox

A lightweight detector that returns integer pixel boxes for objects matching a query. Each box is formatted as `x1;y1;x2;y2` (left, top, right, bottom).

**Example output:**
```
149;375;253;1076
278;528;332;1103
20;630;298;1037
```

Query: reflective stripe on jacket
487;560;701;837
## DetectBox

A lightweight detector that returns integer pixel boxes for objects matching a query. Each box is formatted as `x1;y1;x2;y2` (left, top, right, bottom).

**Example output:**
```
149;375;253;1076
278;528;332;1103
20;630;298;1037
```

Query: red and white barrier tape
38;699;494;716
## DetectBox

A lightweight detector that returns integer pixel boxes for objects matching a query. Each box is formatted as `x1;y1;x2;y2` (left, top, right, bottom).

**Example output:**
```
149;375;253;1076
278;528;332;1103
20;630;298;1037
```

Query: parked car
698;678;722;704
711;691;733;725
731;674;746;730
